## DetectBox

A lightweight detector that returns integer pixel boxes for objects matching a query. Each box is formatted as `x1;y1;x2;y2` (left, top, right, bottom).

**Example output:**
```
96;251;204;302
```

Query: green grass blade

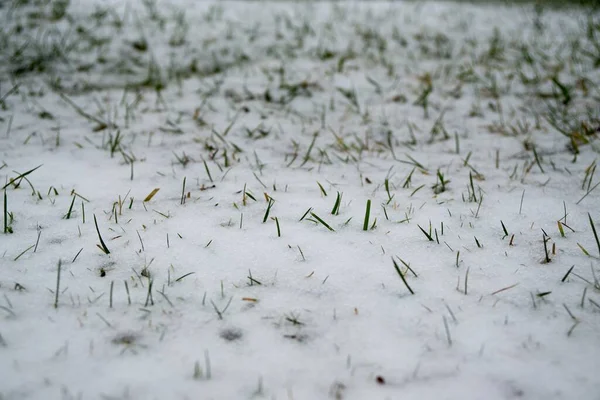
392;258;415;295
94;214;110;254
417;224;434;241
363;199;371;231
588;213;600;257
310;212;335;232
2;165;43;190
331;192;341;215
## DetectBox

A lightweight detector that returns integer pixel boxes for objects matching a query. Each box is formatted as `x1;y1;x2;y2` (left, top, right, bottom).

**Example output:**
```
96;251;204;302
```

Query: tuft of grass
432;169;450;194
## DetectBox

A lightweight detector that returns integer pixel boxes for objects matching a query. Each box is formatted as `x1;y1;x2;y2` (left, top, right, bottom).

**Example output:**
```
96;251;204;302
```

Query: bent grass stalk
2;165;43;190
331;192;341;215
94;214;110;254
263;198;275;223
275;217;281;237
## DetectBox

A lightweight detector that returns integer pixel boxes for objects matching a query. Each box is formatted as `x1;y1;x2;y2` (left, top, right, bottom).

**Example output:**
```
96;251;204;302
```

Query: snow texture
0;1;599;399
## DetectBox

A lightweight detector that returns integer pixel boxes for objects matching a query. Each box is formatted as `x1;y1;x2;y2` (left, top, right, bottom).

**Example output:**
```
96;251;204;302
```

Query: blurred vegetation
434;0;598;8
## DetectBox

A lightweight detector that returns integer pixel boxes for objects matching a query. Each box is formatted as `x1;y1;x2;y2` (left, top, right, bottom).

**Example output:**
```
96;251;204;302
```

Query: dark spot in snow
111;332;141;346
329;381;346;399
283;333;309;343
220;328;243;342
376;375;385;385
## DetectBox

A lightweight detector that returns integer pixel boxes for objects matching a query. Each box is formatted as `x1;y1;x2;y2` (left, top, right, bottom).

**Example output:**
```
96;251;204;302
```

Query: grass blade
65;195;76;219
3;188;9;234
54;260;62;309
363;199;371;231
588;213;600;257
317;181;327;197
331;192;341;215
143;188;160;202
203;160;213;183
392;257;415;295
310;212;335;232
14;245;34;261
275;217;281;237
2;165;43;190
417;224;434;241
263;198;275;223
94;214;110;254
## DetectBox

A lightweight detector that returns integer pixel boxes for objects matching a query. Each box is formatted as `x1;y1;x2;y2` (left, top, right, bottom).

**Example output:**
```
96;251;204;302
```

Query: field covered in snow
1;0;600;399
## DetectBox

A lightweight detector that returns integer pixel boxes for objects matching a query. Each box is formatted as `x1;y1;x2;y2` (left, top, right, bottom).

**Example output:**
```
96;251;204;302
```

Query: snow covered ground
1;0;599;399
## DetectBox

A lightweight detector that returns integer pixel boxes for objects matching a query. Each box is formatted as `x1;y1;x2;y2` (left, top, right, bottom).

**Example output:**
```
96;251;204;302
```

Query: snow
1;0;599;399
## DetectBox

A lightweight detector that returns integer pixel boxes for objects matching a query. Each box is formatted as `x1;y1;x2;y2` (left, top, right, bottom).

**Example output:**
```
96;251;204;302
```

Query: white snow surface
1;1;599;399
